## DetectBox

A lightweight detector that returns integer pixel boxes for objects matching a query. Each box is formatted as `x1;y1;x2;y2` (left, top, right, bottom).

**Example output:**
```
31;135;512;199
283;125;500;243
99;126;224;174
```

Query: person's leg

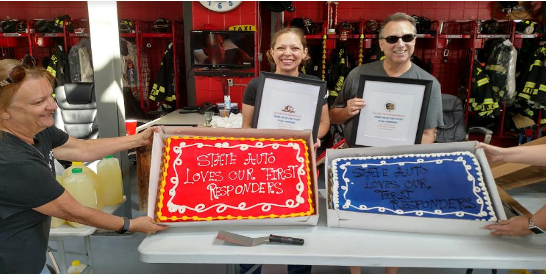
239;264;262;274
349;266;362;274
287;264;312;274
385;267;399;274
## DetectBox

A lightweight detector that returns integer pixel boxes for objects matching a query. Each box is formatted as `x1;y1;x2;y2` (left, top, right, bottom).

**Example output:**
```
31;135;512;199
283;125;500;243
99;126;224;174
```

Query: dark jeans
239;264;312;274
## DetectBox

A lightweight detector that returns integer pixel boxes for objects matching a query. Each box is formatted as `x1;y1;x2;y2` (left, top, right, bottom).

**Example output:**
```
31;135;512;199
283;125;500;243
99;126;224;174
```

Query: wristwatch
116;217;130;234
528;217;544;234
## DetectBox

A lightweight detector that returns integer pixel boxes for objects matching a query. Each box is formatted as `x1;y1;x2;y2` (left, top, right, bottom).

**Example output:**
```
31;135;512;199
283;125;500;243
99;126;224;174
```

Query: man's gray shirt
332;60;444;141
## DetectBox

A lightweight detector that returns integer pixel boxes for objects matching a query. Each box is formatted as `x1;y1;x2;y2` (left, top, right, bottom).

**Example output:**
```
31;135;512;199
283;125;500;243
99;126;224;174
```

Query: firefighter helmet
0;20;18;33
290;18;317;35
337;22;356;35
53;15;71;32
481;19;499;34
365;20;379;34
35;20;53;33
516;20;535;34
153;17;171;33
119;19;134;33
411;15;432;34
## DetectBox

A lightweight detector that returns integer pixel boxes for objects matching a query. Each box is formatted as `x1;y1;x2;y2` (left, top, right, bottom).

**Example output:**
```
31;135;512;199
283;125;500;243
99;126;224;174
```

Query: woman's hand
129;216;169;234
483;216;532;237
135;127;160;147
475;142;504;164
313;138;321;149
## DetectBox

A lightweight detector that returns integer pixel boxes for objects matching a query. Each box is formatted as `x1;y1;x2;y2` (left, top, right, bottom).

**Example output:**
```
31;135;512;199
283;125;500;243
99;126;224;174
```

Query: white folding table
138;192;546;272
49;197;125;274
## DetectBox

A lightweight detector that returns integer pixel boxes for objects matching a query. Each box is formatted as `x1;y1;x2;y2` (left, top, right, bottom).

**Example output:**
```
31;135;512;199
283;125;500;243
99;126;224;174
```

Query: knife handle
269;234;304;245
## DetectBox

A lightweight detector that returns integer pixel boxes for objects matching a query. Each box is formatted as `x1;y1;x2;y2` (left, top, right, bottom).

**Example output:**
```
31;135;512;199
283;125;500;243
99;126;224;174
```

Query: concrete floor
46;163;543;274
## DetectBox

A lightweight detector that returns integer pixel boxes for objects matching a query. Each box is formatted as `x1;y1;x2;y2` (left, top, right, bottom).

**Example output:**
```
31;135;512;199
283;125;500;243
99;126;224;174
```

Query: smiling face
202;34;226;64
379;20;416;66
270;32;308;76
2;77;57;136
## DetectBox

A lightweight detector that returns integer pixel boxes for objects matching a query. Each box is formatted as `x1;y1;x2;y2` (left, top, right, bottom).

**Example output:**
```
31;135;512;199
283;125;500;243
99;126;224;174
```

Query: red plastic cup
125;120;137;135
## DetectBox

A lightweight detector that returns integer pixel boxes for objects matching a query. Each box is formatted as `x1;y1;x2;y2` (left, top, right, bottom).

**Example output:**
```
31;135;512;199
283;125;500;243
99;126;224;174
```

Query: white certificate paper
355;81;425;147
257;78;319;131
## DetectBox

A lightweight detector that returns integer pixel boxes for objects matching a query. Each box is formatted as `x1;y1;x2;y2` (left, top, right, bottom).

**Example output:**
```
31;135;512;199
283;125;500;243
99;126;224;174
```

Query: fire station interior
1;1;546;274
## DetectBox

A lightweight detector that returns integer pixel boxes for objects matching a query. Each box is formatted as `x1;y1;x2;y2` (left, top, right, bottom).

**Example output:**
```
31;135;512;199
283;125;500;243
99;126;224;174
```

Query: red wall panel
284;1;494;22
117;2;183;21
0;1;88;20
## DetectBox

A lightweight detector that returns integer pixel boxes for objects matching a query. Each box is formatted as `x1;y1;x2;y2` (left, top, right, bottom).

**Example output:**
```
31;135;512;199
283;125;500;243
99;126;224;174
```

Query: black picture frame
251;72;327;141
349;75;432;147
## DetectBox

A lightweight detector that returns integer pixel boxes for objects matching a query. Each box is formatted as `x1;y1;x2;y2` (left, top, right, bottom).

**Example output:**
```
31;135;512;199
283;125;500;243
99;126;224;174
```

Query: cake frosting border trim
156;136;314;222
331;151;497;221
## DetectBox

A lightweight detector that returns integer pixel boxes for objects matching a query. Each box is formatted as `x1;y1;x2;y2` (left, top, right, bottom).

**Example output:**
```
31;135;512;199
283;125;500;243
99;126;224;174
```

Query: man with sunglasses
329;12;444;274
330;12;443;148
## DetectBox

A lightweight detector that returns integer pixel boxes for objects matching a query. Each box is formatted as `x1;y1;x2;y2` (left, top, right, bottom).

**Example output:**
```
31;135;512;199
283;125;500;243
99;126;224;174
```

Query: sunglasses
380;34;416;44
0;55;36;88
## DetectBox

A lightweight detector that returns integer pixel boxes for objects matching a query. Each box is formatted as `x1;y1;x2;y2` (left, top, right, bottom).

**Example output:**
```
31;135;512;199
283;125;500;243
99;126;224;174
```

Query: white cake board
325;141;507;236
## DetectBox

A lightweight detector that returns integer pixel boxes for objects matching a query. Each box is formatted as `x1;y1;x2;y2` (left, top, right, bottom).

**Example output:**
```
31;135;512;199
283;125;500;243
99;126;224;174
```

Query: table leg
56;240;68;274
244;264;261;274
84;236;94;274
225;264;236;274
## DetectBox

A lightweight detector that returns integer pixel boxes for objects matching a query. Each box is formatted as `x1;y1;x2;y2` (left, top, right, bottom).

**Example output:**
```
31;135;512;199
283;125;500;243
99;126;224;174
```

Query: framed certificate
252;72;327;141
349;75;432;147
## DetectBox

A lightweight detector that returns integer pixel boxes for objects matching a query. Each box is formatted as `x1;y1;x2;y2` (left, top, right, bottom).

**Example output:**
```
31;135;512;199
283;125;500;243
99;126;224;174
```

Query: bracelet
116;217;130;234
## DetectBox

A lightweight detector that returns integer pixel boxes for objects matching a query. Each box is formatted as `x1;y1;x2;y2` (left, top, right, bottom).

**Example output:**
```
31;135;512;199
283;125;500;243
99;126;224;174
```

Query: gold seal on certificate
350;75;432;147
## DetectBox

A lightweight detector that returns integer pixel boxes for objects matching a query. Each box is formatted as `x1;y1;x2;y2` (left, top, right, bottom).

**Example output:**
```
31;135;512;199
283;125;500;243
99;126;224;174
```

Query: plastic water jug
97;155;123;206
67;260;87;274
62;162;103;210
51;175;66;228
63;168;98;228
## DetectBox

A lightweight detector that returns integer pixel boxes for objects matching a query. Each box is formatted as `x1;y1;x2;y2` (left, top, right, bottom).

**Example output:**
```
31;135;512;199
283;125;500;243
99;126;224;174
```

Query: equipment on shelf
290;18;318;35
263;1;294;13
119;19;135;33
337;22;356;35
411;15;432;34
515;20;535;34
153;17;171;33
53;15;71;32
365;20;379;34
481;19;499;34
0;19;22;33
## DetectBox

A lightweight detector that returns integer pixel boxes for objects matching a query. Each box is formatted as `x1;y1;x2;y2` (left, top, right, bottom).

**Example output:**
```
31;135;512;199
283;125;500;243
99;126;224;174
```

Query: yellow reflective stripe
493;102;499;108
486;64;506;73
477;78;489;86
46;67;56;77
159;86;165;93
149;95;156;100
468;98;475;103
518;93;531;99
483;98;493;104
476;67;483;73
329;90;338;96
541;119;546;124
525;82;536;88
539;84;546;91
524;109;534;116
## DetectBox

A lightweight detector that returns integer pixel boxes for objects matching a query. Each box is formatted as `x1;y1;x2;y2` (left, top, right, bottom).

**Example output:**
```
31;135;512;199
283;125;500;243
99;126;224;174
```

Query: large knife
216;230;304;247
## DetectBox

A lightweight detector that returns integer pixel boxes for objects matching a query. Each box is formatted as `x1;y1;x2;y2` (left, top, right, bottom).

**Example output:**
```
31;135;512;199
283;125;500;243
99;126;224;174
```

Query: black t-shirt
243;72;328;106
0;126;69;274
